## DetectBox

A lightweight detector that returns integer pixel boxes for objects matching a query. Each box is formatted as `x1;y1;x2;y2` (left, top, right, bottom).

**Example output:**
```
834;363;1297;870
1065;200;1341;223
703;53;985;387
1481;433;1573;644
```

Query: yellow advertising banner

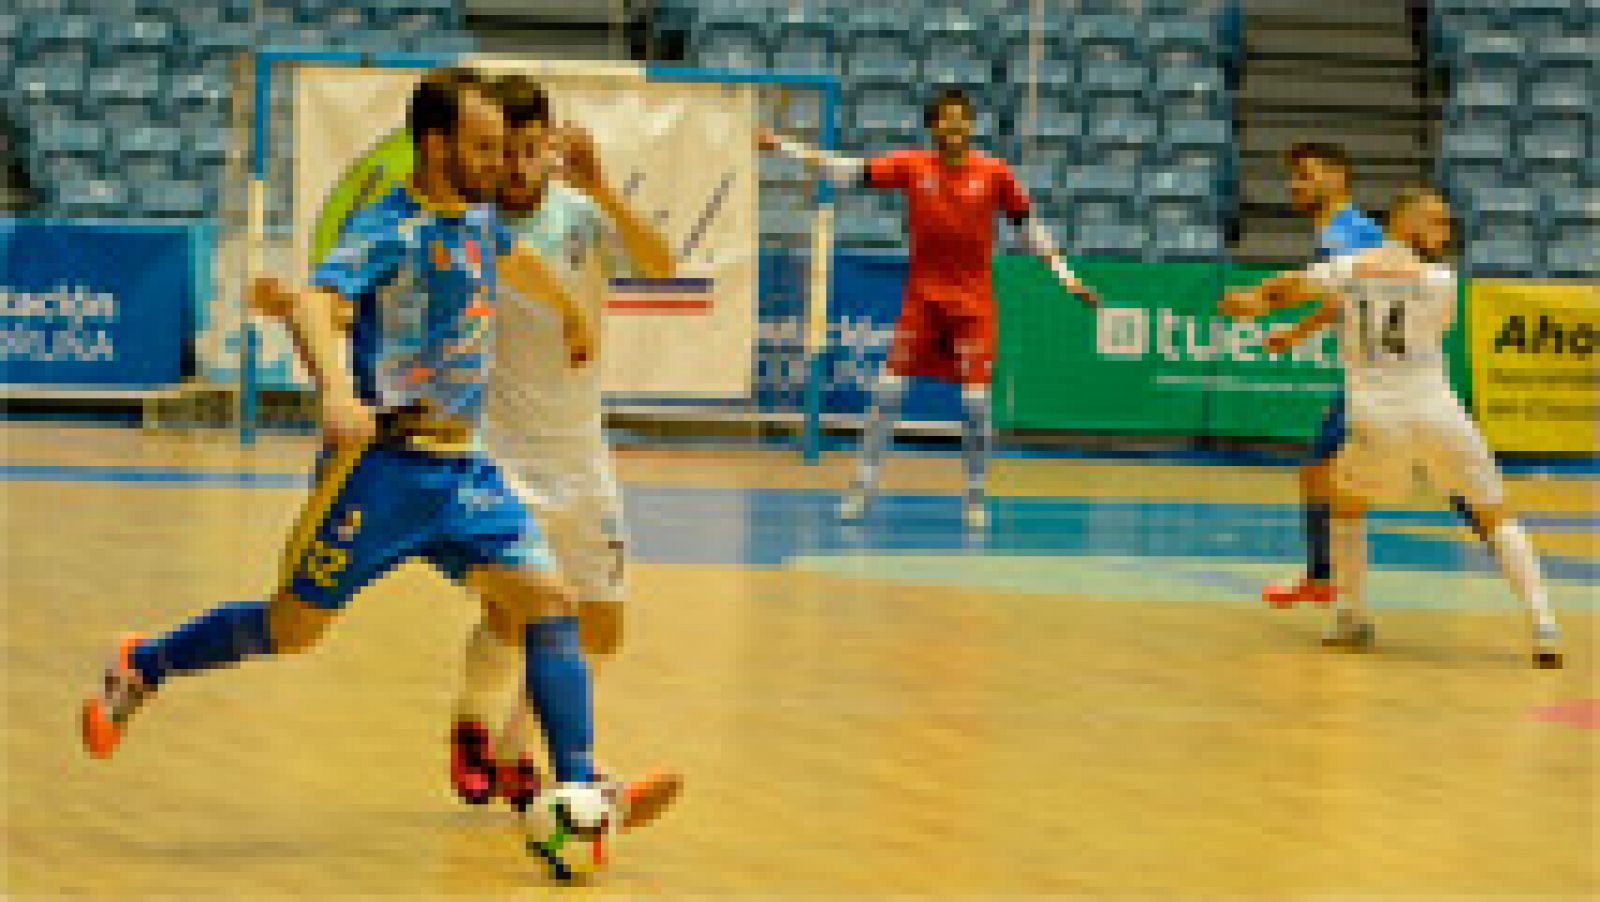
1470;280;1598;456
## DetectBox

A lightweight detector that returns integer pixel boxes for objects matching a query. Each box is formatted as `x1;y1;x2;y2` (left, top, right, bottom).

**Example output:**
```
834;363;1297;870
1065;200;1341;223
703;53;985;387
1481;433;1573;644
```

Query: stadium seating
671;1;1239;255
4;0;473;218
1432;0;1596;276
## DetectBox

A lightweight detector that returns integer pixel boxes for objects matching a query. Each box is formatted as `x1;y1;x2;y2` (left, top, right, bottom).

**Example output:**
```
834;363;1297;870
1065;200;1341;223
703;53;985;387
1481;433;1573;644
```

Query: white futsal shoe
838;486;869;522
963;491;988;532
1321;613;1376;651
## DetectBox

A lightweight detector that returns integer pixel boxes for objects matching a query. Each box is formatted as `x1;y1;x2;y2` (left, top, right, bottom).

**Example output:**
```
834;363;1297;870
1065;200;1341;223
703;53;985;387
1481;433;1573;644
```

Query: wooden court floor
3;425;1596;896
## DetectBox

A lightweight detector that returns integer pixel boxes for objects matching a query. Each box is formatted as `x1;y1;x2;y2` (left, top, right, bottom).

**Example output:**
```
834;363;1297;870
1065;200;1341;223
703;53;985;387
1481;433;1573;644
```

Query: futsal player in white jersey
450;73;679;807
1223;187;1563;668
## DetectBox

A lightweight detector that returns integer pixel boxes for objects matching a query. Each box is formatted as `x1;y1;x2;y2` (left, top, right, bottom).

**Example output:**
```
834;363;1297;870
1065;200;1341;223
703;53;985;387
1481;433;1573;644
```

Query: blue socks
524;617;596;785
132;601;275;688
1306;502;1333;583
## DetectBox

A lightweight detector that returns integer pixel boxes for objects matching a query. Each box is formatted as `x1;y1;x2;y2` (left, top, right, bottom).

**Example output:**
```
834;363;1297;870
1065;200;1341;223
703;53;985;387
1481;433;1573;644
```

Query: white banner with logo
212;60;759;397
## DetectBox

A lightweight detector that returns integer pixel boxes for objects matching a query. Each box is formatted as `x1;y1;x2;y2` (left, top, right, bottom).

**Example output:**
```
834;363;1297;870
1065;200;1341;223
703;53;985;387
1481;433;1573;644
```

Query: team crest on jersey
334;508;363;543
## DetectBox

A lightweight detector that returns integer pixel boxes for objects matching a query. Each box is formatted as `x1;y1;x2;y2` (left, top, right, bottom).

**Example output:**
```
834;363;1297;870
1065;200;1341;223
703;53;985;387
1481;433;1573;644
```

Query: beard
446;144;496;205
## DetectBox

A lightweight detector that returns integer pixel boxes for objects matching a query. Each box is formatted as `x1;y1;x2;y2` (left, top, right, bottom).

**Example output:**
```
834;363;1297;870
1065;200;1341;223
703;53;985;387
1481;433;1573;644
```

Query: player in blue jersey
80;68;680;835
450;73;677;809
1253;143;1385;609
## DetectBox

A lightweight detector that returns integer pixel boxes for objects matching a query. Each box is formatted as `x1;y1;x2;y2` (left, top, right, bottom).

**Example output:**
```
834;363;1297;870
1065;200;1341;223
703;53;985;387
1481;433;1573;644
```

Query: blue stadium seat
135;179;210;219
846;15;919;83
181;124;232;173
1441;119;1513;163
1067;164;1138;201
28;16;96;69
1161;118;1229;154
1154;63;1226;121
1020;92;1084;141
1453;30;1526;74
187;22;259;70
50;178;130;218
13;64;87;114
86;67;165;125
1142;166;1216;204
1520;119;1589;168
169;71;232;123
770;31;838;75
1544;239;1599;279
1507;0;1576;37
850;83;919;141
1146;16;1218;67
302;1;373;29
1469;186;1540;239
1546;192;1599;237
28;119;106;171
692;16;770;72
1075;223;1148;259
1074;13;1142;63
1152;225;1224;261
923;41;992;88
258;0;302;27
1080;61;1149;105
406;32;476;55
1441;158;1512;208
1448;73;1520;116
100;19;178;70
1466;237;1540;278
113;125;182;184
1086;115;1158;157
1024;59;1079;91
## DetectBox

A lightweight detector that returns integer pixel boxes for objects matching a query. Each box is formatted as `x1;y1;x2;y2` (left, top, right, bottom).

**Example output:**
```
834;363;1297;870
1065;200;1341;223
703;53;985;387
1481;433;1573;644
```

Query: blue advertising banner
0;221;189;390
756;251;964;424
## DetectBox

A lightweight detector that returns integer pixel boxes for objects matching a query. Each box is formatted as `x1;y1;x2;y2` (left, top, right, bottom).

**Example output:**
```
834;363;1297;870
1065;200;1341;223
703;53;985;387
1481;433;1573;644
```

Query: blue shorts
1307;389;1349;464
279;442;553;610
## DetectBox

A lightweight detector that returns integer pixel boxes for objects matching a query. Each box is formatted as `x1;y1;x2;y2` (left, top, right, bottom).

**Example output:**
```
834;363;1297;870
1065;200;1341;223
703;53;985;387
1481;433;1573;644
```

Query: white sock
1487;519;1558;634
856;372;907;494
456;620;522;728
1331;516;1368;620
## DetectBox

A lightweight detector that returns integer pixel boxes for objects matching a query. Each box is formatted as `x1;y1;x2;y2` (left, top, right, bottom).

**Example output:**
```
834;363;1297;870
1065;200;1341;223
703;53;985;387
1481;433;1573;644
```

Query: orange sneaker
1262;577;1336;609
605;771;683;832
81;633;152;759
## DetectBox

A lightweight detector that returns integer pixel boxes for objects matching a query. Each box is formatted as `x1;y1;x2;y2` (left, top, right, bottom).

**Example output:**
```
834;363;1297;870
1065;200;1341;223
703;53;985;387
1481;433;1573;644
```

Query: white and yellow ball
521;783;616;882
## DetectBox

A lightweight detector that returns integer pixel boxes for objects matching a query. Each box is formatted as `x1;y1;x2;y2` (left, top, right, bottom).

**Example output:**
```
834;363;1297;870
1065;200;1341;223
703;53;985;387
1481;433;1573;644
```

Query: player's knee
470;566;579;639
580;601;624;658
266;590;335;654
1303;462;1334;498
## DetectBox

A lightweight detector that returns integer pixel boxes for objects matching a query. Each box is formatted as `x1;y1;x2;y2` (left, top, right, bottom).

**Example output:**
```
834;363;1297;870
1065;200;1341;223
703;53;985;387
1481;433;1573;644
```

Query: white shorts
538;490;627;605
1332;390;1503;508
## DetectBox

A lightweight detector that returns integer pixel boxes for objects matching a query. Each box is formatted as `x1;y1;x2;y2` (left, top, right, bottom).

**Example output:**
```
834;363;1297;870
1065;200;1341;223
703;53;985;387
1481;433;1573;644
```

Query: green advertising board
994;257;1471;443
996;257;1338;440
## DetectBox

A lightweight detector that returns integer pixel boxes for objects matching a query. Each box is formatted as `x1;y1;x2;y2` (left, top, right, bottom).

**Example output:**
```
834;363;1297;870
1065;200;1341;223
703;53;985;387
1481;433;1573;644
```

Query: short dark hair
1385;183;1448;226
924;87;974;129
407;67;490;153
1285;141;1352;175
491;73;551;128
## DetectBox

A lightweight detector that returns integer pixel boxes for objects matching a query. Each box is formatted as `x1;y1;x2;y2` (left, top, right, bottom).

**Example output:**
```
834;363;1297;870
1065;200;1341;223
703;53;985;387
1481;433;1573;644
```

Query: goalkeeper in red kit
759;88;1098;529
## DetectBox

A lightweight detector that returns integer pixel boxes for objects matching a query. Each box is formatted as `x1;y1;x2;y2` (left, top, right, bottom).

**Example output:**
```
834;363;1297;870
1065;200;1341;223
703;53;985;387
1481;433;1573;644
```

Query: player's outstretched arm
559;124;675;279
756;128;866;188
500;246;596;367
248;276;373;447
1263;300;1337;354
1220;272;1318;319
1018;217;1099;307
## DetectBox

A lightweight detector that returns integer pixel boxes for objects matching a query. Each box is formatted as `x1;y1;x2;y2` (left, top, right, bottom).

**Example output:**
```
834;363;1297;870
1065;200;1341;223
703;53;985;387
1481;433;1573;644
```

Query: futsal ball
521;783;616;882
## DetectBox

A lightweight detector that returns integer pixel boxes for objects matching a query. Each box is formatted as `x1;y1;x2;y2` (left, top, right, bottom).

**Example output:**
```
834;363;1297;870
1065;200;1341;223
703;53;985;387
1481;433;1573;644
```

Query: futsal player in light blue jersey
1255;143;1384;609
81;68;680;837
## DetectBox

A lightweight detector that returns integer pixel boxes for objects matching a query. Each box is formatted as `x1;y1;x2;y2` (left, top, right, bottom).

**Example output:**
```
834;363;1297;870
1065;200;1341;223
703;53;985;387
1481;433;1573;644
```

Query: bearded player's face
441;88;507;205
500;120;559;213
1396;195;1454;260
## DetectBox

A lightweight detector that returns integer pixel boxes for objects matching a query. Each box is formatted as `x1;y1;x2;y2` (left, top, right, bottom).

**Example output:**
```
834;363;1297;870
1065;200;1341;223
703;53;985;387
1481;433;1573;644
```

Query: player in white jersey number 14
450;72;684;814
1222;186;1563;668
